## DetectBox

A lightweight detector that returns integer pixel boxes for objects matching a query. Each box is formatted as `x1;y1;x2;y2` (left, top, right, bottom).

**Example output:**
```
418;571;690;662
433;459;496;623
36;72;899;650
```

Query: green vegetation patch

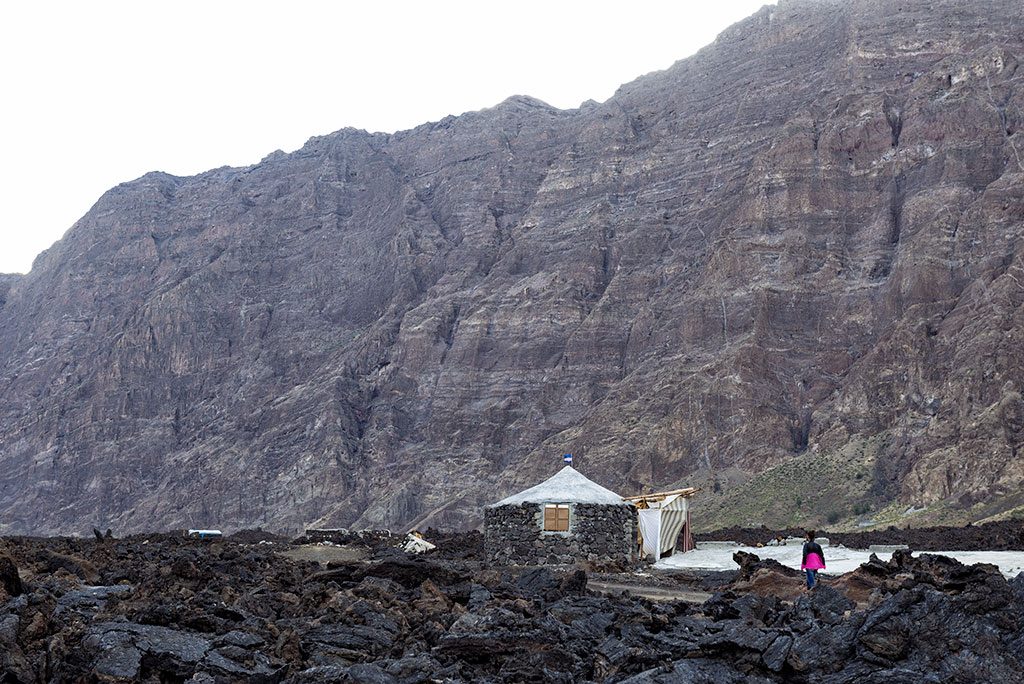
692;435;884;531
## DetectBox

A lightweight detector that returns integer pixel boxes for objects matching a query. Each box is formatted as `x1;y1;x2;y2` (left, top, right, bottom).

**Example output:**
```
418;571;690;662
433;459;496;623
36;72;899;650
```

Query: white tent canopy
490;466;630;506
632;492;693;558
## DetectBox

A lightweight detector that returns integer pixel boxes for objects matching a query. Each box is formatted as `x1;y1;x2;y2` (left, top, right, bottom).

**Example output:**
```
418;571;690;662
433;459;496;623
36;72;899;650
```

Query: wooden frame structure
622;487;699;508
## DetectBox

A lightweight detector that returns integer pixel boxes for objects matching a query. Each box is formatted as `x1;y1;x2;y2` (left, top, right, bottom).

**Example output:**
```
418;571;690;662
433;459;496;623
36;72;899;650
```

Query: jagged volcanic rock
1;534;1022;682
1;0;1024;534
699;519;1024;550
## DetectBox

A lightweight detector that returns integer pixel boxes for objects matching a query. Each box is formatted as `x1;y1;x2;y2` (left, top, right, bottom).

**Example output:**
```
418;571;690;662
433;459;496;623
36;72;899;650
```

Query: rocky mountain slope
2;0;1024;535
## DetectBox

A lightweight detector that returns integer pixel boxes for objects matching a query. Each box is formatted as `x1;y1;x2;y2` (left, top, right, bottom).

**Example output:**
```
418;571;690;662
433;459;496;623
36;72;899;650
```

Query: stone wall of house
484;502;636;565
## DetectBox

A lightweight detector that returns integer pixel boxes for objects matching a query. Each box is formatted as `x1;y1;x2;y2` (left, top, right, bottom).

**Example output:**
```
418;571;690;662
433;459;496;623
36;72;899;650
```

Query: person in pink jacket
801;529;826;590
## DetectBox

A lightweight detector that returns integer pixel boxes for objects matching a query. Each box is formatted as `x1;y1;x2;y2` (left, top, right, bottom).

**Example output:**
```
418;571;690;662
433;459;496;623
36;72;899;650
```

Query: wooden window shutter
557;506;569;531
544;504;570;531
544;505;557;530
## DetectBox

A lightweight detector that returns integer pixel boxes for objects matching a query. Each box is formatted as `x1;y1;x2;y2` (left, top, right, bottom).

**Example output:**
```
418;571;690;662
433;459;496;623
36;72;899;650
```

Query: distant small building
484;466;636;565
186;529;223;539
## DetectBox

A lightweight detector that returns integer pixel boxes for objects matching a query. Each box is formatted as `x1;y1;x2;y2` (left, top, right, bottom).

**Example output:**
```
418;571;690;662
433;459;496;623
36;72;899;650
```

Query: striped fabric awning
637;494;693;557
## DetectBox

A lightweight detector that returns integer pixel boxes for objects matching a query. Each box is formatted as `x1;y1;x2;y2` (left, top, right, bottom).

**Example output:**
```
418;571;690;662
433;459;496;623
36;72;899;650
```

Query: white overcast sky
0;0;768;274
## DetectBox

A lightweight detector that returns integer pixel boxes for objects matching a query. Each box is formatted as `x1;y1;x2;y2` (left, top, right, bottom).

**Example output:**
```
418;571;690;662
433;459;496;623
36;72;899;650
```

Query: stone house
484;465;636;565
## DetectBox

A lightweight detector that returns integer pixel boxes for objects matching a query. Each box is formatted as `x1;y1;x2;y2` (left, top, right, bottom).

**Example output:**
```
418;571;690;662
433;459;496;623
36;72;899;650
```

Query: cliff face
2;0;1024;535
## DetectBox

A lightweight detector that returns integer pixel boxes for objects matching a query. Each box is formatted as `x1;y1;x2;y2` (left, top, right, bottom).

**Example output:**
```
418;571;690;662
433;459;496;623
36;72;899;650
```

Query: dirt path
277;544;367;565
588;579;712;604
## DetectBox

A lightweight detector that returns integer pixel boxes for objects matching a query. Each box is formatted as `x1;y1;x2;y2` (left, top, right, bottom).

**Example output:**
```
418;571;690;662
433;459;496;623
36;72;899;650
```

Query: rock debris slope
2;0;1024;534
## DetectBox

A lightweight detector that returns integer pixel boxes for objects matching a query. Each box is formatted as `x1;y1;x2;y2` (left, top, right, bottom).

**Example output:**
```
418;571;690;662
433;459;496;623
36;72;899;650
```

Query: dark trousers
805;569;818;589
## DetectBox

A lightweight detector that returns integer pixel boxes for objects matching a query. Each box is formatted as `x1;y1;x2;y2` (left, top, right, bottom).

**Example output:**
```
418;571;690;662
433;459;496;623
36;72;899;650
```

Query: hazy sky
0;0;768;274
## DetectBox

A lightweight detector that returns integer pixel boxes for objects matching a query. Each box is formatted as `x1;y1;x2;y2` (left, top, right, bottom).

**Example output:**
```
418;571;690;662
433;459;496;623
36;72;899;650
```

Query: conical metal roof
490;466;630;506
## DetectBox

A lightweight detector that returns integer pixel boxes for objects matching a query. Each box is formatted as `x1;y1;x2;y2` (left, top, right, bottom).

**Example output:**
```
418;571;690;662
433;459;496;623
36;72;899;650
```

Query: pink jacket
802;552;825;570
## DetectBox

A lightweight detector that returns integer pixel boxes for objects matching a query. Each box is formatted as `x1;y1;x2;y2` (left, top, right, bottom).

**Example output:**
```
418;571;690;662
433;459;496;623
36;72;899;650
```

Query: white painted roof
490;466;630;506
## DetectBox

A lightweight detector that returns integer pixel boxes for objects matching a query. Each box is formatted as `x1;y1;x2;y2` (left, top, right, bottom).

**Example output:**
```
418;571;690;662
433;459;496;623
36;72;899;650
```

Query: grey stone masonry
484;502;636;566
